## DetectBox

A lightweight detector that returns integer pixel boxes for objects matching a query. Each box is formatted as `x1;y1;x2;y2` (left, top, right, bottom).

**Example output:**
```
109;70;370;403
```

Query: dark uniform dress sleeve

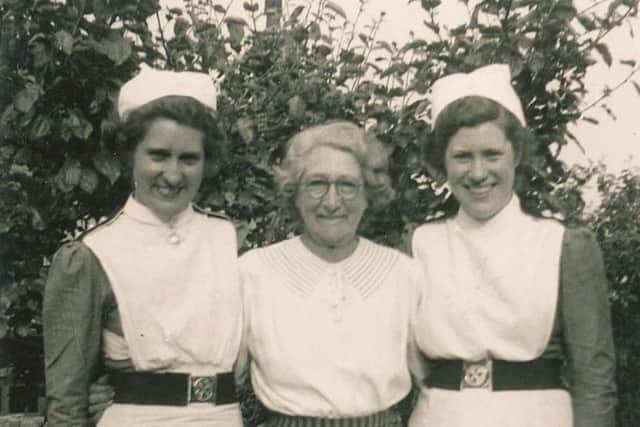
43;242;109;427
560;227;617;427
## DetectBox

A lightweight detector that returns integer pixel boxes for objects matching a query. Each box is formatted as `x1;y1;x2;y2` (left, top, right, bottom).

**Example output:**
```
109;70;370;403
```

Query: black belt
426;358;565;391
109;371;237;406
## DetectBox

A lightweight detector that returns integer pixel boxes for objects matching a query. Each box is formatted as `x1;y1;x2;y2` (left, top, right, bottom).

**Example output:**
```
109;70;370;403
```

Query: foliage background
0;0;639;424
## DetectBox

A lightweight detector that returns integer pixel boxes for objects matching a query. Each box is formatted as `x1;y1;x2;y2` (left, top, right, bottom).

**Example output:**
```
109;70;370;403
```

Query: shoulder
411;219;448;255
193;204;231;222
240;238;295;266
77;209;124;243
562;225;597;247
51;241;99;272
193;206;237;237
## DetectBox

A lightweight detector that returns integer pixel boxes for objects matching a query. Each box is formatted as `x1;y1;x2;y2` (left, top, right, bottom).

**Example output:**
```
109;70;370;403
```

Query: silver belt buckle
461;359;492;390
190;375;217;403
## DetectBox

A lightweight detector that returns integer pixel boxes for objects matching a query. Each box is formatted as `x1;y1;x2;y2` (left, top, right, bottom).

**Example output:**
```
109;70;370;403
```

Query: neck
300;233;359;263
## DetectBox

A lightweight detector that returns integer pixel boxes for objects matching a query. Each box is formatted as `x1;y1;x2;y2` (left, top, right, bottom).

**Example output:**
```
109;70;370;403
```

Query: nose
468;157;488;182
321;184;341;211
162;159;183;186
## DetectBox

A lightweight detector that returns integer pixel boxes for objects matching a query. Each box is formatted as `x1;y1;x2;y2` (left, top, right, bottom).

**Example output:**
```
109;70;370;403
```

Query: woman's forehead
301;145;362;177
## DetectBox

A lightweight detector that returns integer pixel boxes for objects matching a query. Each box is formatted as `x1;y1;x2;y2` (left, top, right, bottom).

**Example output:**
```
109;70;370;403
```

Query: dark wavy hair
115;95;227;179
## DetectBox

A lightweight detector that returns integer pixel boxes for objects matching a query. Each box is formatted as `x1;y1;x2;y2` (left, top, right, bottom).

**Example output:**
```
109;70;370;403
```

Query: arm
560;228;617;427
43;243;106;427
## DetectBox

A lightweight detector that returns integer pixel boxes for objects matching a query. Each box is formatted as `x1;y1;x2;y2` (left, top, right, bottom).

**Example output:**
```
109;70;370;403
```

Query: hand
88;374;115;425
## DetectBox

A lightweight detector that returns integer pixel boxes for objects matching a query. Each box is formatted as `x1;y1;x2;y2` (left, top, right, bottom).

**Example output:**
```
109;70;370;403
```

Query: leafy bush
0;0;638;422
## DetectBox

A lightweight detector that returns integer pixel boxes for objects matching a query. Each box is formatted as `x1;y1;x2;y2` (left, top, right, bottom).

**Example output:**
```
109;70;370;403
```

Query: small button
169;233;180;244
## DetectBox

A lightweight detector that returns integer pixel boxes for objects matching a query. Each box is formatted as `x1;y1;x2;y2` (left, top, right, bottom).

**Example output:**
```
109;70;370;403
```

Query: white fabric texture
409;387;572;427
240;236;420;418
85;196;241;374
85;196;243;426
412;195;564;361
410;195;568;426
430;64;526;125
118;65;216;118
98;402;243;427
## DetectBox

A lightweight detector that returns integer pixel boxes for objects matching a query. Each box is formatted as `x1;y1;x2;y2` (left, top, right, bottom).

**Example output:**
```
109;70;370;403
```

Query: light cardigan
239;236;421;418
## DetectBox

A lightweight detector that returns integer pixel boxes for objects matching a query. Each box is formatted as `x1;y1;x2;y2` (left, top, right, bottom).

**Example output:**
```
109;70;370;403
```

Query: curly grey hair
274;121;395;212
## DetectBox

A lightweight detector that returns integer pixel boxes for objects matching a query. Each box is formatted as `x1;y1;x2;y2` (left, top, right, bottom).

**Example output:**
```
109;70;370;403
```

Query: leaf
595;43;613;67
30;115;52;139
290;5;305;20
620;59;637;67
550;2;576;21
79;168;100;194
30;208;46;231
93;32;132;65
632;81;640;95
226;17;247;50
55;159;82;192
13;83;42;113
243;2;259;12
315;44;332;56
374;41;394;54
213;5;226;14
399;39;427;54
420;0;441;11
225;16;249;26
92;150;121;184
55;30;74;55
358;33;369;46
576;15;596;31
582;116;599;125
308;22;321;41
325;1;347;19
236;117;255;143
288;95;306;121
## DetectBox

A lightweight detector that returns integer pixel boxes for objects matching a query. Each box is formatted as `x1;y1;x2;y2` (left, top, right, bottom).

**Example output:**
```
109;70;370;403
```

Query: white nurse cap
430;63;526;126
117;65;217;119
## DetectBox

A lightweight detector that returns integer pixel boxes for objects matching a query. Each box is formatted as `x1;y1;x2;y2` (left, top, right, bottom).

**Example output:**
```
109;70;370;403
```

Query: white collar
454;193;524;240
123;195;195;228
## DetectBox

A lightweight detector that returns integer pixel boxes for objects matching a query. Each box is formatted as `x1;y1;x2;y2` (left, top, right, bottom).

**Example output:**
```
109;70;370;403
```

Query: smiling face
132;118;205;223
295;145;367;257
444;121;517;222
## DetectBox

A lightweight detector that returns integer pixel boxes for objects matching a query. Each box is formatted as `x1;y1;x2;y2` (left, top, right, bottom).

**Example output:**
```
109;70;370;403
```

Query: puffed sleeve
560;227;617;427
235;253;267;427
43;242;108;427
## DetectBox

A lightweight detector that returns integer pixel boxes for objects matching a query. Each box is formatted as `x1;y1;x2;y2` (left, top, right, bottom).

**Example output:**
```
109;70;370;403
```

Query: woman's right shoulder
51;241;99;272
410;220;448;253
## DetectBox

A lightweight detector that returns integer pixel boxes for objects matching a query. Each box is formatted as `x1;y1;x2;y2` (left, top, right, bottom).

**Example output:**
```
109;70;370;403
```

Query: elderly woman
43;67;243;426
409;64;617;427
236;121;420;426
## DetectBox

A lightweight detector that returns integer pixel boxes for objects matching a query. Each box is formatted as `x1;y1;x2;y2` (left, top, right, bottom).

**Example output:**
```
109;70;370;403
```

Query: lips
466;184;494;197
154;185;183;198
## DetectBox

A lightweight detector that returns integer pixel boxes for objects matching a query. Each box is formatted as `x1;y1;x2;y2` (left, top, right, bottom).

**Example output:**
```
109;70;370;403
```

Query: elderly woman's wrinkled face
133;118;205;222
444;121;516;221
295;145;367;250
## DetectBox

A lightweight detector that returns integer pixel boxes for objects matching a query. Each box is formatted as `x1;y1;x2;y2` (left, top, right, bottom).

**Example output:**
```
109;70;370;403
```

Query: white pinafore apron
84;197;243;426
410;196;572;427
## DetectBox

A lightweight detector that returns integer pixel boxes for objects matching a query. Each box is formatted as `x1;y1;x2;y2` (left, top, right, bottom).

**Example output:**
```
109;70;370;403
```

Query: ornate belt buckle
461;359;492;390
190;376;217;403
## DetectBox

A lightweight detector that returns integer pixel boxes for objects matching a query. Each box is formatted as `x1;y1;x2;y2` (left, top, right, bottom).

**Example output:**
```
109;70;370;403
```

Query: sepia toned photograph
0;0;637;426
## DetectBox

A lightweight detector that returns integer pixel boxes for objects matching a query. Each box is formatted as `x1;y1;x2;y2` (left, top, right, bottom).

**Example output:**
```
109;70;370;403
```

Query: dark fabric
265;407;402;427
555;227;617;427
426;358;564;391
43;242;112;427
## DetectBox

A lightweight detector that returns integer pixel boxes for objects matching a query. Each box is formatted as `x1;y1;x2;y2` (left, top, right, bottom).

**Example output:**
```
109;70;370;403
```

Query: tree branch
579;65;640;114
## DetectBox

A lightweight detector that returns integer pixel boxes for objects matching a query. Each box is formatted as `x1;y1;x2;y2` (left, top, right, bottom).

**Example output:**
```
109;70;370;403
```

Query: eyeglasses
300;178;362;200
